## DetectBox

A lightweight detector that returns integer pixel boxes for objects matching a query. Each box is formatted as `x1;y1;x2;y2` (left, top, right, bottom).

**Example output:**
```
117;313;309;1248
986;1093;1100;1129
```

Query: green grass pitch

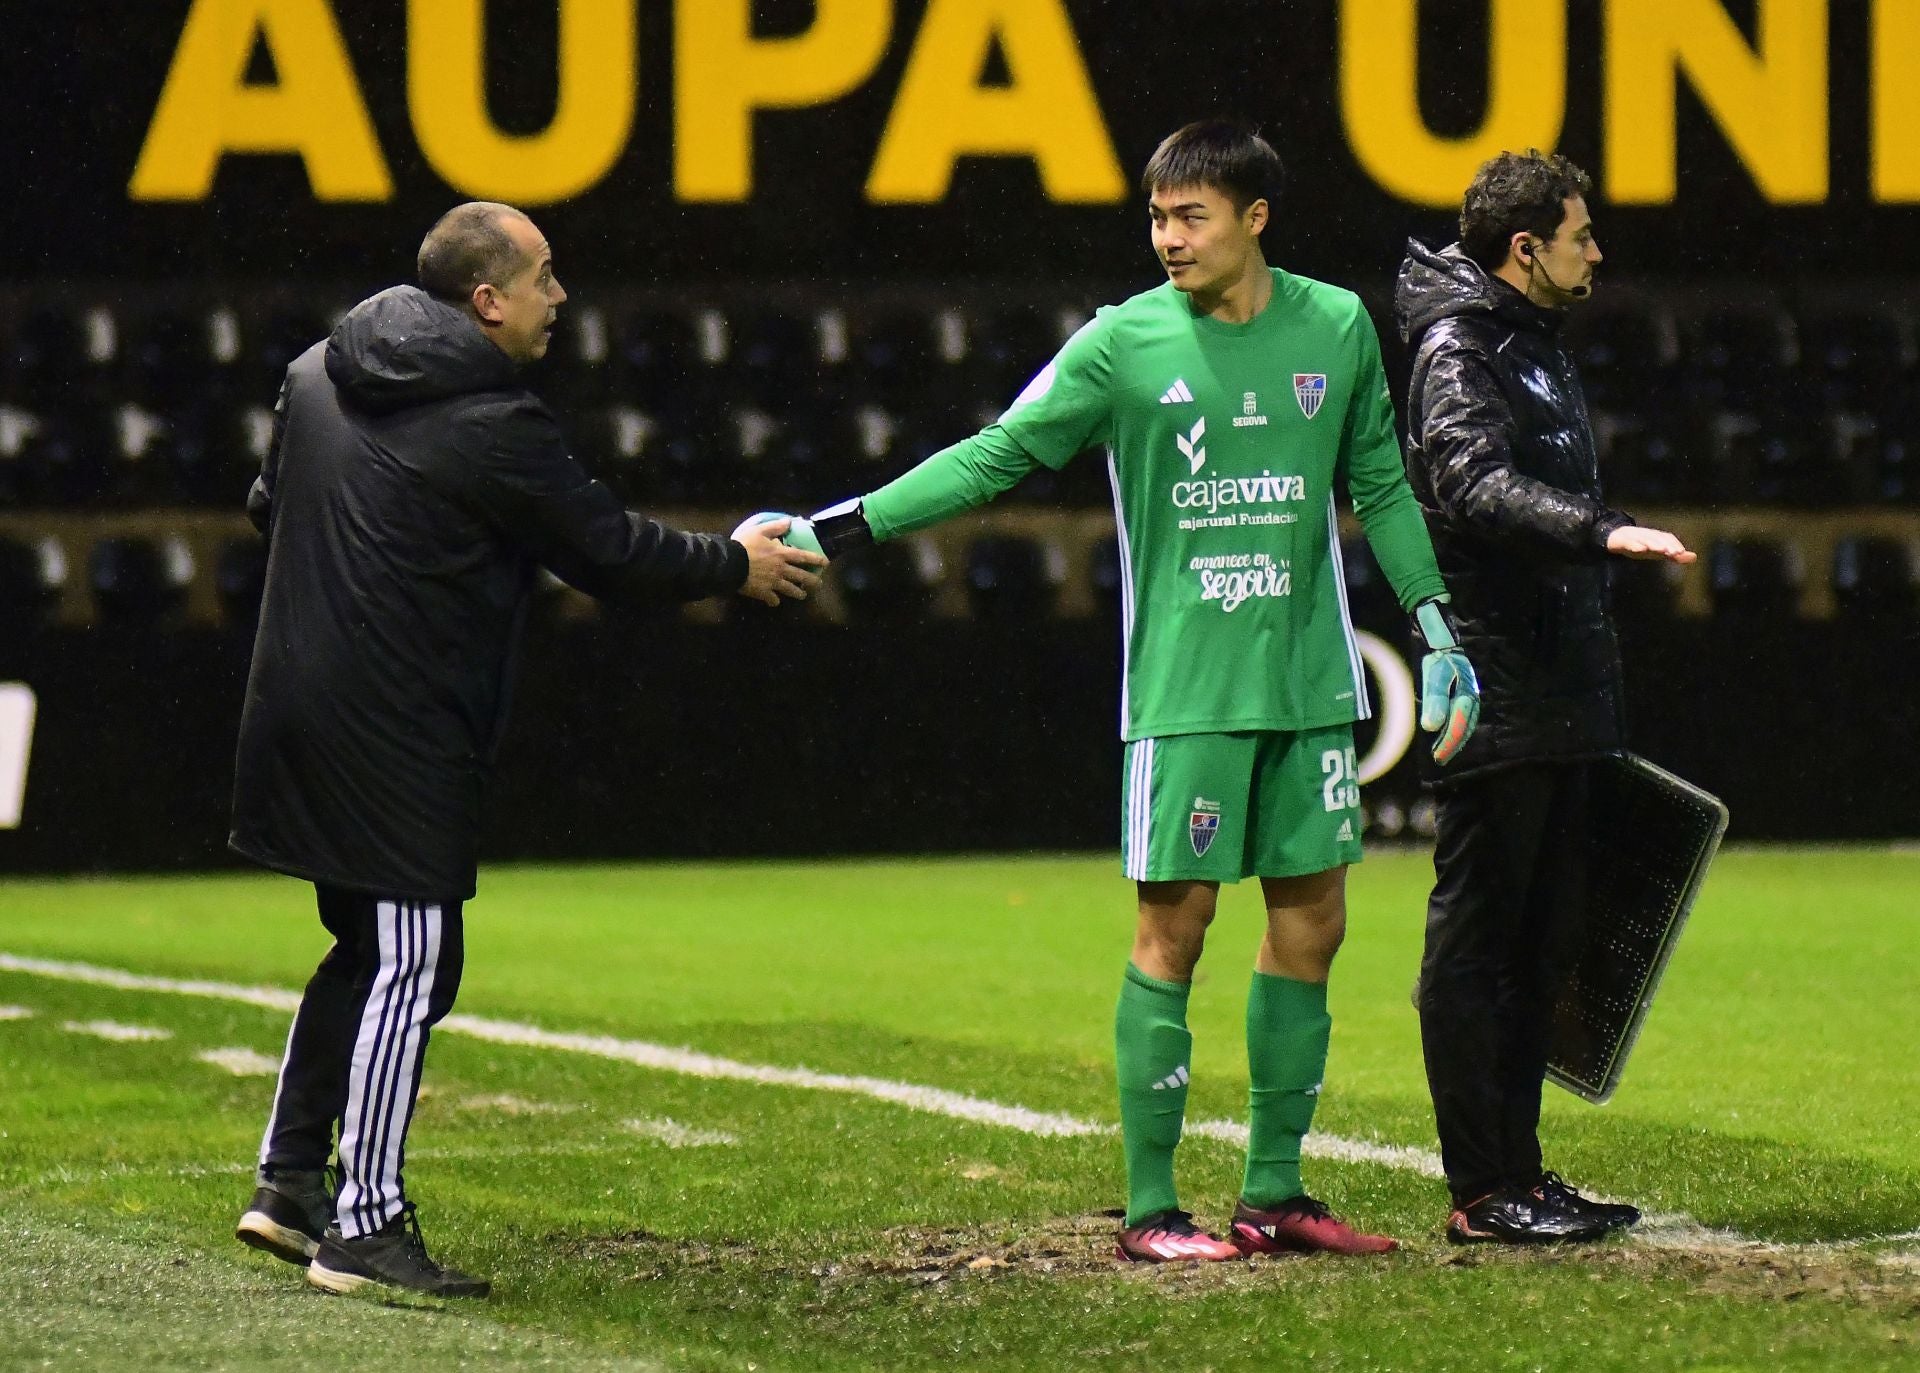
1;848;1916;1371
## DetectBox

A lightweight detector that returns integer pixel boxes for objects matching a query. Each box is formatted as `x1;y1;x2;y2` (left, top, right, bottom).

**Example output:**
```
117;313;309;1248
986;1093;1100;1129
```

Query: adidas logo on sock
1151;1065;1190;1091
1159;379;1194;405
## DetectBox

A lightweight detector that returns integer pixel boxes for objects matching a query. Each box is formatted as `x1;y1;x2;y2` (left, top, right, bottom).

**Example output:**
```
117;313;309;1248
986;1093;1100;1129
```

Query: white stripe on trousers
1125;738;1156;880
335;900;442;1239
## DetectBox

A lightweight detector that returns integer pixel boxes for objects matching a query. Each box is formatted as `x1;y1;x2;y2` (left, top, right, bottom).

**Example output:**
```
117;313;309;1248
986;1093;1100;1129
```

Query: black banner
1;610;1914;878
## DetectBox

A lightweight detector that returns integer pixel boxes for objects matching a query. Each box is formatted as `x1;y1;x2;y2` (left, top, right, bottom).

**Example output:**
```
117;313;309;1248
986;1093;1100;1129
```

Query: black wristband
810;500;875;559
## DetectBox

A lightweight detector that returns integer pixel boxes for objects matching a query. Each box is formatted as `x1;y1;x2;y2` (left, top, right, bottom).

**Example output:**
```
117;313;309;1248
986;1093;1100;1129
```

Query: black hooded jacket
1395;241;1634;780
230;286;746;899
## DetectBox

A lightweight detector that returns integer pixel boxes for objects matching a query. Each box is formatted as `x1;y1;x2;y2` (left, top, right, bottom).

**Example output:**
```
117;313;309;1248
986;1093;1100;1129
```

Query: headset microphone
1522;239;1590;299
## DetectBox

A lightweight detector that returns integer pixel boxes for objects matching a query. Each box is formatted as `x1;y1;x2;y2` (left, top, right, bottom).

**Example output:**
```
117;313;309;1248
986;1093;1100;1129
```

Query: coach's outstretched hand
731;515;828;607
1414;598;1481;766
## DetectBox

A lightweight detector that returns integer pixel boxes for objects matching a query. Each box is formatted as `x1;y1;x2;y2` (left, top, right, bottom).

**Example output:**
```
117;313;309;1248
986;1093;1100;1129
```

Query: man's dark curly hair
1459;150;1593;270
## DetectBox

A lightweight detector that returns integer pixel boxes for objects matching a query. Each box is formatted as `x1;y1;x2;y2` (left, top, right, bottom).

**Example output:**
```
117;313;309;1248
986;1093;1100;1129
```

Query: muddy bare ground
557;1214;1920;1315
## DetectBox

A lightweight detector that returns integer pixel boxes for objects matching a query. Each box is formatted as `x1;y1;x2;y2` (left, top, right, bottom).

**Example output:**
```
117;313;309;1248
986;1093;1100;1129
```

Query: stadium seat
18;408;118;507
967;305;1062;402
1566;299;1679;412
124;308;237;411
1831;534;1918;618
1705;536;1803;619
1872;409;1920;503
963;535;1060;621
1707;410;1826;506
1682;306;1797;413
248;307;332;396
1797;305;1913;413
532;305;614;413
1;305;114;411
87;535;192;624
847;308;966;407
834;540;938;622
614;307;713;423
214;535;268;626
1594;410;1694;505
0;533;63;629
727;308;826;407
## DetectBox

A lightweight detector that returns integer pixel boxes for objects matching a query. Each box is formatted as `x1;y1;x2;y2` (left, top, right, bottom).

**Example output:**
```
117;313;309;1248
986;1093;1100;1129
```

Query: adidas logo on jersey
1151;1065;1190;1091
1159;379;1194;404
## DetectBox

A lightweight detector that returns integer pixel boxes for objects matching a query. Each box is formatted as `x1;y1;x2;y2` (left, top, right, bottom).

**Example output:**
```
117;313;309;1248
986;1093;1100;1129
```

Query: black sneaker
1534;1171;1641;1230
1446;1186;1613;1244
236;1167;334;1266
307;1205;491;1298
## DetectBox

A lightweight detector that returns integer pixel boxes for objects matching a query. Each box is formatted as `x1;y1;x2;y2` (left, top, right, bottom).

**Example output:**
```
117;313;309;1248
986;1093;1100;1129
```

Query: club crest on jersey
1294;373;1328;419
1189;797;1222;857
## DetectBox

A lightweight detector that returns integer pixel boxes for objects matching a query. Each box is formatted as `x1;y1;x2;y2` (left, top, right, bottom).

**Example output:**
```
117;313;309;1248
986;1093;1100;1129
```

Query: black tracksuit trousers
1417;761;1591;1206
257;885;465;1239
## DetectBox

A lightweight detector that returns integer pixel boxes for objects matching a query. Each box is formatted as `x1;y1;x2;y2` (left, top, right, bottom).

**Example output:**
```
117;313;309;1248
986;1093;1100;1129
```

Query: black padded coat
1395;240;1634;782
230;287;746;899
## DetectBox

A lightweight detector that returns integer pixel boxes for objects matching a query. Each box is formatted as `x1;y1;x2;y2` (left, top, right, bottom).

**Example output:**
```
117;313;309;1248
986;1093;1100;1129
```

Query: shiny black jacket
231;287;746;899
1395;241;1634;780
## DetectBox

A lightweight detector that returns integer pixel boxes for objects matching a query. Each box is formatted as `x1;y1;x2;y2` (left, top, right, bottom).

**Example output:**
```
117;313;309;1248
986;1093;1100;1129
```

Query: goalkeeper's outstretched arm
810;425;1045;556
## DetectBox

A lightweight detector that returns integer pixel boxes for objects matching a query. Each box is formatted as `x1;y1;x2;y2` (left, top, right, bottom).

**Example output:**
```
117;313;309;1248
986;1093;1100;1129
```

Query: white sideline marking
1635;1215;1920;1257
0;951;1897;1262
454;1093;578;1116
1;955;301;1013
1187;1118;1446;1179
622;1117;738;1149
0;1005;33;1020
0;952;1395;1155
438;1011;1103;1139
195;1047;280;1077
61;1020;172;1043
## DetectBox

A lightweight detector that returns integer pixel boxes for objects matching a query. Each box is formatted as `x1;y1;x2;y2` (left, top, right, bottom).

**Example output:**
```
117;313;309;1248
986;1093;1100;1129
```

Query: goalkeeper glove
1413;598;1481;766
809;498;875;559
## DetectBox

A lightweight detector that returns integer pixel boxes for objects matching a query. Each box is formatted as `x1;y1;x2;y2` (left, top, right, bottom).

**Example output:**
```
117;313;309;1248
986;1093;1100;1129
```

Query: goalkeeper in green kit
803;121;1480;1262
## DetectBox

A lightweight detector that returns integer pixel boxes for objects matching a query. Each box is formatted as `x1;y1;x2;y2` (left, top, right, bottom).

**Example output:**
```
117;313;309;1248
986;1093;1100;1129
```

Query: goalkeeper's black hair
1141;120;1285;218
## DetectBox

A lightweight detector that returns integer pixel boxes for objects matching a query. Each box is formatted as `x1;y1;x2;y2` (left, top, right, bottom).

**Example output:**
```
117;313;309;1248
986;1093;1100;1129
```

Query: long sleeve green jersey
862;269;1446;742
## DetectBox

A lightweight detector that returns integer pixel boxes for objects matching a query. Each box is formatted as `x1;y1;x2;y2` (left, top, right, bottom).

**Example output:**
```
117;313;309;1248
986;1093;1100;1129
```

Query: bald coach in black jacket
231;203;822;1298
1396;153;1693;1246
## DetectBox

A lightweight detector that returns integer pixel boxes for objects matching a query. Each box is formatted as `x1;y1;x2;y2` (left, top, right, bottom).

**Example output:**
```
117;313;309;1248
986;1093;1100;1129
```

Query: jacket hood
1394;239;1563;348
325;285;520;415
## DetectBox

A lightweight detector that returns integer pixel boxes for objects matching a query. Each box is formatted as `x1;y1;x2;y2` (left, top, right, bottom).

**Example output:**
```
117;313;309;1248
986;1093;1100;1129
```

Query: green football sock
1114;963;1193;1226
1242;971;1331;1208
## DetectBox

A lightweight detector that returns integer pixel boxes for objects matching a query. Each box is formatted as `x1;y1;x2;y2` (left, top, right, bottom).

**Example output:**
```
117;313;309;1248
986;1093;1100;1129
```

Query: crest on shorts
1189;797;1222;857
1293;373;1327;419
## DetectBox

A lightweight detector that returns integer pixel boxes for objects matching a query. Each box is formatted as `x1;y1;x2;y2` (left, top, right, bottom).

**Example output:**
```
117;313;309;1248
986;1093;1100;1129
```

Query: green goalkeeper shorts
1119;726;1364;883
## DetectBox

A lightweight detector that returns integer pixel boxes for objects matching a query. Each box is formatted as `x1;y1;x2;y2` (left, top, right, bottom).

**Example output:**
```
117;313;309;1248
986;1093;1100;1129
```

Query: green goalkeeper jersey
861;268;1446;741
